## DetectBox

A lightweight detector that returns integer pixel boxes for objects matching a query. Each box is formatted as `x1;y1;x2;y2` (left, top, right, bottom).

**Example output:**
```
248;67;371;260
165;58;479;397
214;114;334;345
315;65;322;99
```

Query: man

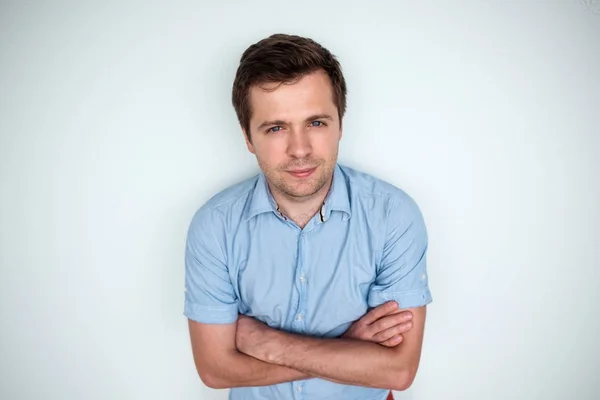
184;33;432;400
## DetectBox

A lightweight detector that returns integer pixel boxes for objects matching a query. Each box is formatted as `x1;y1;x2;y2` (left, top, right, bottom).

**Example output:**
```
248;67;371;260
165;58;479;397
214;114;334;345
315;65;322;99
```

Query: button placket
293;381;304;399
294;233;307;331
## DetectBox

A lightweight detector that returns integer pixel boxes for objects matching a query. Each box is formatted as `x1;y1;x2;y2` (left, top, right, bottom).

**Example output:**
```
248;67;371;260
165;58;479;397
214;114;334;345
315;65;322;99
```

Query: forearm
204;349;311;389
264;332;411;390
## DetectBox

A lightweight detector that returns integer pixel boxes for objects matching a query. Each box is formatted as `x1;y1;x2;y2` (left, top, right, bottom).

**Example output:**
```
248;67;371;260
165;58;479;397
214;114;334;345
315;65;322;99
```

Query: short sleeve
368;194;432;309
184;209;239;324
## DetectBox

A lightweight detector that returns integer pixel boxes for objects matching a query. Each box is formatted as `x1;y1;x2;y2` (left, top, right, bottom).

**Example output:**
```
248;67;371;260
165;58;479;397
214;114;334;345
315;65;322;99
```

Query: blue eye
269;126;282;133
311;121;324;127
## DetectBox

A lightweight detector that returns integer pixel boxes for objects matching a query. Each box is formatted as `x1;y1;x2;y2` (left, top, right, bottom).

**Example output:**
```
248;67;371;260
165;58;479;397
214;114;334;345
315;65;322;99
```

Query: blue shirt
184;163;432;400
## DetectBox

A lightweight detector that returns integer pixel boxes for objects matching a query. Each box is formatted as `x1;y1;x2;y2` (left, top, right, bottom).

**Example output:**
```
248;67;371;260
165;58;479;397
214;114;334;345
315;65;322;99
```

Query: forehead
249;70;337;122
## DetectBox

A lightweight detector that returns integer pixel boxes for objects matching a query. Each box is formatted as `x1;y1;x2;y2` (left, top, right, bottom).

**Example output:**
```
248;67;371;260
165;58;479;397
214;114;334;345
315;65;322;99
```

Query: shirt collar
322;164;352;221
244;172;277;221
244;163;352;222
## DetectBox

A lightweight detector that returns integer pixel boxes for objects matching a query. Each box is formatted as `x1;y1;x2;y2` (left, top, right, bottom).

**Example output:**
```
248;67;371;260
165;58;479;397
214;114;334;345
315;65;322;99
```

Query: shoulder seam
201;180;257;213
346;175;406;200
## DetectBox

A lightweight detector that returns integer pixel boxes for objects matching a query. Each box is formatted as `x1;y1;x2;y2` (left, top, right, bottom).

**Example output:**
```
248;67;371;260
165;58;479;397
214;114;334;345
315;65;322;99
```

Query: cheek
315;133;340;155
254;140;286;164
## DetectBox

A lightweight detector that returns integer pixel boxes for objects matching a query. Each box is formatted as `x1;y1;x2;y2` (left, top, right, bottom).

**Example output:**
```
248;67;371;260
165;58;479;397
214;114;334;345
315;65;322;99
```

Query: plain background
1;1;599;399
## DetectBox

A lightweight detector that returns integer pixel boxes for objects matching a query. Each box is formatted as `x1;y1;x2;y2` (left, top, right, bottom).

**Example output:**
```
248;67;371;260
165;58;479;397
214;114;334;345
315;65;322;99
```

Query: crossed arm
186;192;430;391
188;305;426;391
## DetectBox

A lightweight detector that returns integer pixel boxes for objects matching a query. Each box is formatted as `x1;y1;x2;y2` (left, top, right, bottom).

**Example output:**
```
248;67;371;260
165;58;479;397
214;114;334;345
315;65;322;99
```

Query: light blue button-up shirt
184;164;432;400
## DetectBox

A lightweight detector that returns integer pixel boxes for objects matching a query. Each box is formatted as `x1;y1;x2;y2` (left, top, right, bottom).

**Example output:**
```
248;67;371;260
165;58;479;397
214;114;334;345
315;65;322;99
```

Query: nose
287;128;312;159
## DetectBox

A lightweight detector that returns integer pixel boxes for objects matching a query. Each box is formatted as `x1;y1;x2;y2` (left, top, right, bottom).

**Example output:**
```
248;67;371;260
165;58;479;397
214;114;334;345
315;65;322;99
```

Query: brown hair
232;33;347;140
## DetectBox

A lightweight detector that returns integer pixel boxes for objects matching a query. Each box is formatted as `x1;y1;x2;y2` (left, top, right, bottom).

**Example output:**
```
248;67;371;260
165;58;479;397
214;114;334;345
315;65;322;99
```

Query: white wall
1;1;598;399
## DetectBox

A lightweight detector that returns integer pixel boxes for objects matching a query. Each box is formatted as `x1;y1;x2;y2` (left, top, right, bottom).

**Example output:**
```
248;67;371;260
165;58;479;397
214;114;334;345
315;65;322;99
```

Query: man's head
232;34;347;200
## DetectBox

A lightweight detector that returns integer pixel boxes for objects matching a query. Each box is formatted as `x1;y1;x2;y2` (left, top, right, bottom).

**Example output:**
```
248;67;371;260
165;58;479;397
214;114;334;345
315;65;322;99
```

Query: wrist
262;328;285;364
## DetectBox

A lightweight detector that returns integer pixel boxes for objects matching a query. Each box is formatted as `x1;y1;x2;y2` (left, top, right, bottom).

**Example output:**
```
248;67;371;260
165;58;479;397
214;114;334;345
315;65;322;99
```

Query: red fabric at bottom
387;392;394;400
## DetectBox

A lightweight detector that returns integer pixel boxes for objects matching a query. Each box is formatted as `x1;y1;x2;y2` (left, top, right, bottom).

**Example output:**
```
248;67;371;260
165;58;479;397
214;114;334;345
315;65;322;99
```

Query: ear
243;129;255;154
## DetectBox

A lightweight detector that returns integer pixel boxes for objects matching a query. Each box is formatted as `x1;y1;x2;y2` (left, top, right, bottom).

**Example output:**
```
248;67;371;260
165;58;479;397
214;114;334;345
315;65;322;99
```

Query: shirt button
297;385;303;393
299;274;306;283
296;313;303;321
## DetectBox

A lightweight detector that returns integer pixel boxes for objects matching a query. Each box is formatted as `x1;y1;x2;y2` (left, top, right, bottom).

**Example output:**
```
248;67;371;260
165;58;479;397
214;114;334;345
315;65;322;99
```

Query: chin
284;181;325;198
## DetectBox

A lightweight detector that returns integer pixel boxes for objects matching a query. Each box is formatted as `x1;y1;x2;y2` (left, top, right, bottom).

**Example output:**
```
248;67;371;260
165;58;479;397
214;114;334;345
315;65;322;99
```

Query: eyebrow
256;114;334;131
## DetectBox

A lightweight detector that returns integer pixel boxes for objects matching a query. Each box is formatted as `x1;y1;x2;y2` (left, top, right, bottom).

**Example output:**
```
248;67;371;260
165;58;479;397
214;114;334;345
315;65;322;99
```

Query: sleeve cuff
368;288;433;309
184;301;239;324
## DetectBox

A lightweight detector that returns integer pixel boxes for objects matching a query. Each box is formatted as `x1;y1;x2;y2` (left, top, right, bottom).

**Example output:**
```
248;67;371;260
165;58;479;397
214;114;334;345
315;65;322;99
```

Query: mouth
286;167;317;178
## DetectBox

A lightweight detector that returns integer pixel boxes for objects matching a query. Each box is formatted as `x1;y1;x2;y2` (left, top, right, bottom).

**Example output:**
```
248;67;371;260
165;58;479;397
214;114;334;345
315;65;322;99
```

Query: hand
235;315;277;361
342;301;413;347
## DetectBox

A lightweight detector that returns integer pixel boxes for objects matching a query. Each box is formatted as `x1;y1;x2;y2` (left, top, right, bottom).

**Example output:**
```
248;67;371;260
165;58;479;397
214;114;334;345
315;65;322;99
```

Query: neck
270;177;333;229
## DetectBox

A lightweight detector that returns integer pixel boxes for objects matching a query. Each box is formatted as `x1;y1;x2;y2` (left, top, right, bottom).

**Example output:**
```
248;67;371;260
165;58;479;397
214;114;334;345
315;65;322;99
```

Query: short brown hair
232;33;347;140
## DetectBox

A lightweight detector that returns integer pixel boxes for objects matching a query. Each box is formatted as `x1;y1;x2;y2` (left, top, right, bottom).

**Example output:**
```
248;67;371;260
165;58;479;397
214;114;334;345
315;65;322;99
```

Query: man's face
244;70;342;200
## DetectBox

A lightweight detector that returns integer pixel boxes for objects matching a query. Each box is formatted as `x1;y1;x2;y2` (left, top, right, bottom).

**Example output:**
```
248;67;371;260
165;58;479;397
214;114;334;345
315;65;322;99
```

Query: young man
184;34;432;400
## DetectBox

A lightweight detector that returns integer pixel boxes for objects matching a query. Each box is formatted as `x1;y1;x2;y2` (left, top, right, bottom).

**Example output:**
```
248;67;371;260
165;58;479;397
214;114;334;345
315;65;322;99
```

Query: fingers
380;334;404;347
370;310;413;333
373;321;413;343
361;301;399;325
373;316;413;343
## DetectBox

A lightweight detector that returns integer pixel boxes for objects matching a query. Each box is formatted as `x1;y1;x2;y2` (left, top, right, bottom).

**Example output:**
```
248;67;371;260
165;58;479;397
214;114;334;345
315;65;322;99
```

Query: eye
310;121;325;127
268;126;282;133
